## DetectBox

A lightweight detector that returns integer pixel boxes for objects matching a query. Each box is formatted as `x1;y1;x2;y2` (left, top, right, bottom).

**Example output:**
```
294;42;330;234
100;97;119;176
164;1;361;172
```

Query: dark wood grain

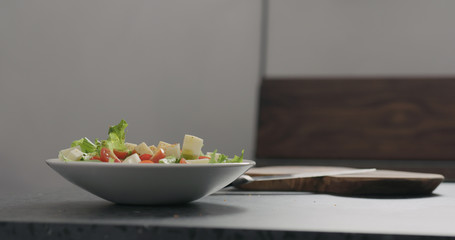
239;166;444;196
256;77;455;161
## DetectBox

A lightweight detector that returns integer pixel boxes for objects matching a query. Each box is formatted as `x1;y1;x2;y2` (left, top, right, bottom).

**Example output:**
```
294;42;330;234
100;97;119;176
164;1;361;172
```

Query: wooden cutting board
237;166;445;196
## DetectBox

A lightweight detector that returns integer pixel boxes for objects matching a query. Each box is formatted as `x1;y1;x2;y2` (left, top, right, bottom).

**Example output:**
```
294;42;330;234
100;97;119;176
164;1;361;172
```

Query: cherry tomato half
113;149;129;160
150;149;166;163
100;148;121;163
139;154;153;161
139;160;154;164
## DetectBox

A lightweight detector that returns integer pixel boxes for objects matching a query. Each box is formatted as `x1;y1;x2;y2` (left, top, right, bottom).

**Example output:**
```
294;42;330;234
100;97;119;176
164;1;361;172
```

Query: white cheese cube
122;153;141;164
59;147;84;161
135;142;153;155
181;134;204;160
149;145;157;154
157;141;171;150
164;143;181;158
125;142;137;152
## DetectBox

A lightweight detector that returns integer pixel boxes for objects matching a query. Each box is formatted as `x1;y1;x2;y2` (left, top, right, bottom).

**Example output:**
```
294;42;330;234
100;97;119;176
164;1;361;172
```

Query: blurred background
2;0;455;196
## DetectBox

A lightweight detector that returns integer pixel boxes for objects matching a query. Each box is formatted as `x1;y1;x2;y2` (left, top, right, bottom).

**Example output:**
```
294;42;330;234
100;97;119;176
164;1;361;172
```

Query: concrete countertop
1;183;454;239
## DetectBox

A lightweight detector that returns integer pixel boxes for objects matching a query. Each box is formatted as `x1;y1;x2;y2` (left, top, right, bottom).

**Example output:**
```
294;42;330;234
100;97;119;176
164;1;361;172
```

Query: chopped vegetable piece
123;153;141;164
150;149;166;163
59;147;85;161
159;156;177;164
139;154;153;161
124;142;137;152
163;143;181;158
226;149;244;163
135;142;154;155
157;141;171;150
100;147;120;163
181;135;203;159
105;120;128;152
113;150;129;160
71;138;97;153
140;160;154;164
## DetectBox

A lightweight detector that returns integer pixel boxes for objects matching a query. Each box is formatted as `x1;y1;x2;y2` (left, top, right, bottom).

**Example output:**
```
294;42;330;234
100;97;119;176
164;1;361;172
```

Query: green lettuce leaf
226;149;244;163
90;120;128;158
106;119;128;151
208;149;244;163
71;137;97;153
217;154;228;163
209;150;218;163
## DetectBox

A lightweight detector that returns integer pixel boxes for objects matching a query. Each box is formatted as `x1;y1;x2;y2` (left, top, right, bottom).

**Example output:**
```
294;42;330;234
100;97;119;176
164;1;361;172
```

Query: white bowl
46;159;255;205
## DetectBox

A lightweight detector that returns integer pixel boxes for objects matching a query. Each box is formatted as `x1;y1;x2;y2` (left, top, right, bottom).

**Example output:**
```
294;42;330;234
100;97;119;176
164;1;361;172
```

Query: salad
58;120;244;164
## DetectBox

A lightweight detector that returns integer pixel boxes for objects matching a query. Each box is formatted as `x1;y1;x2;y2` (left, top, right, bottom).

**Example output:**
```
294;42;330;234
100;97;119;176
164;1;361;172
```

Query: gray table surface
1;183;455;240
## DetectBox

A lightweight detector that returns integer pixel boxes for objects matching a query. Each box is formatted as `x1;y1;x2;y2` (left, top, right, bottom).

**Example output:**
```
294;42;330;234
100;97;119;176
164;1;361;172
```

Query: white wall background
0;0;261;195
267;0;455;76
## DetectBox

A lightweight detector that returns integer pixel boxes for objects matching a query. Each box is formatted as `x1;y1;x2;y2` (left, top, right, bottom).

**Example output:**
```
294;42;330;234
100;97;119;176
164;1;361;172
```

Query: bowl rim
45;158;256;168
